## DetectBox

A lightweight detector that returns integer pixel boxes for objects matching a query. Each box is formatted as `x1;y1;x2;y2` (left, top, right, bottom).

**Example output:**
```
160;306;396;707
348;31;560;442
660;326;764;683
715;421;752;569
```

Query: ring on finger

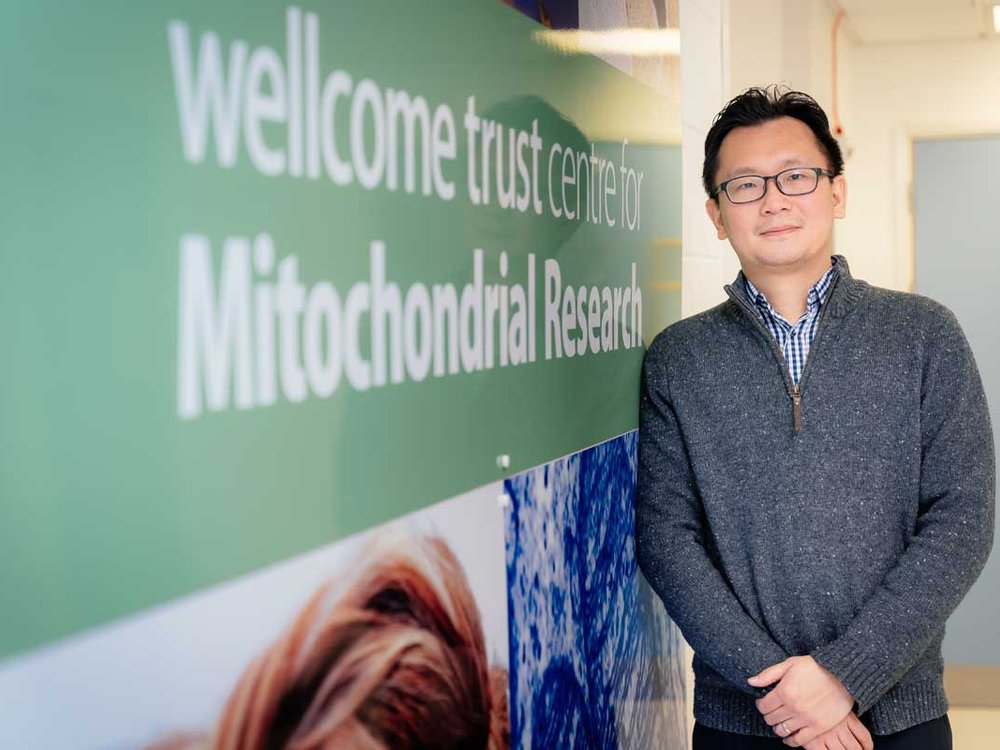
780;720;790;737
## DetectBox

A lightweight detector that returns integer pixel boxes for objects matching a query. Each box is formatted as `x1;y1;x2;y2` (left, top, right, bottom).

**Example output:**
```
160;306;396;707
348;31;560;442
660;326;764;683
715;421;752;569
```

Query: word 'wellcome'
167;7;645;228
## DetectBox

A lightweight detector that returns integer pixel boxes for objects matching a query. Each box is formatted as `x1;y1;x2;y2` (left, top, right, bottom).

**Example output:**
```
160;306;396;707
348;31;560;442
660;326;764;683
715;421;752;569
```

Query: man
636;86;995;750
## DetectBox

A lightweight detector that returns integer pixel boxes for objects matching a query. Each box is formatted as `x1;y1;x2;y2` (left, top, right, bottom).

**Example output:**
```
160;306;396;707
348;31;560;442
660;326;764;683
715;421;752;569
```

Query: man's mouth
759;225;799;237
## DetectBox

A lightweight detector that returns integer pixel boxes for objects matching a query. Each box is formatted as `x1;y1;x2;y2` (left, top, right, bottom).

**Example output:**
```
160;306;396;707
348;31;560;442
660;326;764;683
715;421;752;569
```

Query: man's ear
831;174;847;220
706;197;728;240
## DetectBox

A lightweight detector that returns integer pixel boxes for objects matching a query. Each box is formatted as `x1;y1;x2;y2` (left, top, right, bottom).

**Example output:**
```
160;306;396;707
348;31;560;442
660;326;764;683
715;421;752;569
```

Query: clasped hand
748;655;871;749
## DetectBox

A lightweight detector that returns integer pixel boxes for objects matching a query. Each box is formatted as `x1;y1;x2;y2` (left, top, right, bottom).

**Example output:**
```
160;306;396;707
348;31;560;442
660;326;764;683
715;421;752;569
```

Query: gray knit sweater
636;256;995;736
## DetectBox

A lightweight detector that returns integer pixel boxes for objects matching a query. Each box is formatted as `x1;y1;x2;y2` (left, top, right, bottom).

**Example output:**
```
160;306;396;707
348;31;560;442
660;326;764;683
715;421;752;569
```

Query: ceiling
832;0;997;44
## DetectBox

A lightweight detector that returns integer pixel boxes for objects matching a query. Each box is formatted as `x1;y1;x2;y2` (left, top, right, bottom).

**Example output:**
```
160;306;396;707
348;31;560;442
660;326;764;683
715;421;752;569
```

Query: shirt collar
744;258;839;322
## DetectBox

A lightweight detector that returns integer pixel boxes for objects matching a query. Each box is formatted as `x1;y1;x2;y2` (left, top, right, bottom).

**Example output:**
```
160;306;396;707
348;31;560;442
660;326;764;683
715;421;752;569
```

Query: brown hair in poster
149;533;509;750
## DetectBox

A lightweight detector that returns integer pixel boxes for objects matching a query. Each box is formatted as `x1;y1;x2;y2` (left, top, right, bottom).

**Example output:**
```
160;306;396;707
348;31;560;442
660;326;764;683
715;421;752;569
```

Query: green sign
0;0;680;659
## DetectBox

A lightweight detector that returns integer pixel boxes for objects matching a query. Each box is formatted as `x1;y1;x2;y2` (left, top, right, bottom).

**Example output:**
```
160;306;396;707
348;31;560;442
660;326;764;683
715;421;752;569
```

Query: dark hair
702;85;844;199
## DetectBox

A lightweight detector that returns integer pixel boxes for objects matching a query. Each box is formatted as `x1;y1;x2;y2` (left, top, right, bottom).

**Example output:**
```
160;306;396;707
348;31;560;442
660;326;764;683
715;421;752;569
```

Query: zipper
791;384;802;432
724;272;842;434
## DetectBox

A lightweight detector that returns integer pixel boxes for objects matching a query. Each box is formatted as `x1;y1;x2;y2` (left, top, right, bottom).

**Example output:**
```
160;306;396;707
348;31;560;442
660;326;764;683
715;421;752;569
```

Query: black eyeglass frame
712;167;835;204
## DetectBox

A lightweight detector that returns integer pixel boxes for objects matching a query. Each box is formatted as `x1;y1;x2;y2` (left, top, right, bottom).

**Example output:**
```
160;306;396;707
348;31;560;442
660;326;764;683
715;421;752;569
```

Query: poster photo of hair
149;532;510;750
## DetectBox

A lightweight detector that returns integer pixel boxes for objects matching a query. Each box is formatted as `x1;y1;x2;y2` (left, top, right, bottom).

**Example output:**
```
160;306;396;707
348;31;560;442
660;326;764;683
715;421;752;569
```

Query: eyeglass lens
725;168;821;203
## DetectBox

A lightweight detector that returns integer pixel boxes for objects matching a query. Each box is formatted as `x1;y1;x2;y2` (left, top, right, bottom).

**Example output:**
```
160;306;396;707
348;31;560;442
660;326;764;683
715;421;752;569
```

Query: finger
845;715;871;744
846;718;873;750
836;725;860;750
785;726;821;748
771;719;819;744
749;659;792;687
763;708;794;727
756;689;785;715
770;716;799;739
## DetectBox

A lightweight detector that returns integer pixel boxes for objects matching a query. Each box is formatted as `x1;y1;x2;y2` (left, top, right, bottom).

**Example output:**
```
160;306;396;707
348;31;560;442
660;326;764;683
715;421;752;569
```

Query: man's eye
734;180;758;191
785;171;807;181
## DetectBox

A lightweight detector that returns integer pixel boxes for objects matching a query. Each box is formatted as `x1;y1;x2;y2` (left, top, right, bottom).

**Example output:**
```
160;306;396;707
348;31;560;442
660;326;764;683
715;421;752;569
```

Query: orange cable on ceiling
831;7;846;136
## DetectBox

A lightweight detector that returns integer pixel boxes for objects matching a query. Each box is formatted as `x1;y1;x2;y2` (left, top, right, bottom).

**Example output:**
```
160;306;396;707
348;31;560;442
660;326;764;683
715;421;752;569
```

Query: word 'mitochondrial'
177;236;641;419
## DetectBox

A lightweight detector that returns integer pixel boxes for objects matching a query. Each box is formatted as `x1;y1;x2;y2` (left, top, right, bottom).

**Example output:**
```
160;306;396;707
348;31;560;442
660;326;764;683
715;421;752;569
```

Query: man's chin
744;247;829;271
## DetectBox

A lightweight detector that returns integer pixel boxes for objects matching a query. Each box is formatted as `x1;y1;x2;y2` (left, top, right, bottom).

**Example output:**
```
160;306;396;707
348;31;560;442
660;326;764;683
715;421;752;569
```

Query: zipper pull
791;384;802;432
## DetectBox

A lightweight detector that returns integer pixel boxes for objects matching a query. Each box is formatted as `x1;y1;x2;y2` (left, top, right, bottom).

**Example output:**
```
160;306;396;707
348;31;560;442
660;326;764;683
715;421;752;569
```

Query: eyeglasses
712;167;834;204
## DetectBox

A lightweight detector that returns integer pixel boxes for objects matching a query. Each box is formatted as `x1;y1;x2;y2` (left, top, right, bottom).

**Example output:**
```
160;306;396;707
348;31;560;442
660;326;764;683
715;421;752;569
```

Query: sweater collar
725;255;864;320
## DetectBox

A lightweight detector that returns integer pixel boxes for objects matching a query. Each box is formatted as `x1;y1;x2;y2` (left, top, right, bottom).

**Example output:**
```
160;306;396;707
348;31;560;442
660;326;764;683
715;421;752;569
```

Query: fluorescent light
535;28;681;57
994;4;1000;33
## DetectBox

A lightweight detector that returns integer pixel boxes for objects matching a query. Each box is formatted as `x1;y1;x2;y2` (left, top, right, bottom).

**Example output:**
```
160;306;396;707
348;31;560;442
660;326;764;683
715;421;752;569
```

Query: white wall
839;38;1000;290
680;0;734;318
727;0;841;115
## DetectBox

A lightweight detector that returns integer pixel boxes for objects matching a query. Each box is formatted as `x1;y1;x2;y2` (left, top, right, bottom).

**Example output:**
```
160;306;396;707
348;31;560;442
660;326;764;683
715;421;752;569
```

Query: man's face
705;116;846;274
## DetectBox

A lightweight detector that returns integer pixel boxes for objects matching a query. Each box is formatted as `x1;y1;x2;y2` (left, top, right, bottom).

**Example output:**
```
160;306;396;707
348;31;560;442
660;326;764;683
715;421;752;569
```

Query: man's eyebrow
724;157;807;179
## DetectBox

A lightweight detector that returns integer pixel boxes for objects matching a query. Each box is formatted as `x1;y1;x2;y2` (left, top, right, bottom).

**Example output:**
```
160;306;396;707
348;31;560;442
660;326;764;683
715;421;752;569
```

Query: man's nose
759;177;791;212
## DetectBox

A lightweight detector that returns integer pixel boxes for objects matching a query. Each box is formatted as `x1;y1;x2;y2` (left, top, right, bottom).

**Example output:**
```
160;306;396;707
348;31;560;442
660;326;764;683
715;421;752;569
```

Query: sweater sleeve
636;337;789;696
811;309;995;714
